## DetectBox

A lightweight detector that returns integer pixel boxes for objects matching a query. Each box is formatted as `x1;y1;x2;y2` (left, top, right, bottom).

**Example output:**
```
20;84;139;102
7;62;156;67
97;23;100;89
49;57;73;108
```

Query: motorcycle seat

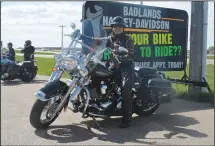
22;61;32;63
17;61;34;67
134;66;157;75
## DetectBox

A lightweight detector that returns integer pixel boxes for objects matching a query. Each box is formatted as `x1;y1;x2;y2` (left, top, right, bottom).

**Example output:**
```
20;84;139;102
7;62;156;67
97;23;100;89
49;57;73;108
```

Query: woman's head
110;16;125;35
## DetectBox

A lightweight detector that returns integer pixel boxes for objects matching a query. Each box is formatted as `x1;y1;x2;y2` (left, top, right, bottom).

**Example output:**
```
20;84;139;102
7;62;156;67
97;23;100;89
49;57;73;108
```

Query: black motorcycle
1;51;38;82
29;19;175;129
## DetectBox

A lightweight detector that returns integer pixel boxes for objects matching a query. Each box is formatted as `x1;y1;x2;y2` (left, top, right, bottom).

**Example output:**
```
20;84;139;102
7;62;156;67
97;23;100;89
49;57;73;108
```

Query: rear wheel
20;67;37;82
134;99;160;116
29;94;64;129
134;78;161;116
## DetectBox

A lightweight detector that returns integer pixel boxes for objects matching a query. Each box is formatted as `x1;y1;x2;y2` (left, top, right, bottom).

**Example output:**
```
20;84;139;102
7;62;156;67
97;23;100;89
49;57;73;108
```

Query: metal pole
140;0;143;5
201;1;208;92
189;2;205;94
59;25;66;48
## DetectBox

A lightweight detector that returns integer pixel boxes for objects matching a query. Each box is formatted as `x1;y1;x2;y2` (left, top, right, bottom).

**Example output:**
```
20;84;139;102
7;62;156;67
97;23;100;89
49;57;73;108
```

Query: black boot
119;120;131;128
119;112;132;128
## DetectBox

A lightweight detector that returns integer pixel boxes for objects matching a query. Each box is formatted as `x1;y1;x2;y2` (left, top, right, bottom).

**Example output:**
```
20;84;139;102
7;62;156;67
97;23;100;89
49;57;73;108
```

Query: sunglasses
113;25;123;28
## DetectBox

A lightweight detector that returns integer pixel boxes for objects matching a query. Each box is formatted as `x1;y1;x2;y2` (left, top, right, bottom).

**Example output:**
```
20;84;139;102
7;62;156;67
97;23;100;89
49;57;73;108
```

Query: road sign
82;1;188;71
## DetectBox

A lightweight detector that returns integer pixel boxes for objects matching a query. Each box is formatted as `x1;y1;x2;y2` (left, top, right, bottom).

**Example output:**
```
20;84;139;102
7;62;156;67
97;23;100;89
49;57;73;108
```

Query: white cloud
1;1;84;48
1;1;214;49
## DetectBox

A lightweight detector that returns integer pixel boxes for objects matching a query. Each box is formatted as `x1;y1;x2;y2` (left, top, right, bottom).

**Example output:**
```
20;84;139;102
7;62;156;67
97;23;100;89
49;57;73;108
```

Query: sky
1;1;214;50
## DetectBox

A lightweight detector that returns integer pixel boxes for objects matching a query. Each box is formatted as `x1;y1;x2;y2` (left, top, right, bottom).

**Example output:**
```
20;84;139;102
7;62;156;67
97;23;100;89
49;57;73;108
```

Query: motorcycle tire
20;67;37;82
29;99;60;129
134;76;161;116
134;102;160;116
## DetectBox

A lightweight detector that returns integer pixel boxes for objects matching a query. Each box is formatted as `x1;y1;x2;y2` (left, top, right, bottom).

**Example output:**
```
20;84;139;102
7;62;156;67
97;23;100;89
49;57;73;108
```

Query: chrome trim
34;91;48;101
100;101;112;109
69;86;82;101
52;78;78;117
48;69;64;82
82;87;91;117
91;104;103;111
88;113;107;118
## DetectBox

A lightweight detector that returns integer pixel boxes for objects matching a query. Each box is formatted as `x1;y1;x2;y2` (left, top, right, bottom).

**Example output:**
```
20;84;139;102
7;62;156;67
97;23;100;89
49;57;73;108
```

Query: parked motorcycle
30;19;176;129
1;49;38;82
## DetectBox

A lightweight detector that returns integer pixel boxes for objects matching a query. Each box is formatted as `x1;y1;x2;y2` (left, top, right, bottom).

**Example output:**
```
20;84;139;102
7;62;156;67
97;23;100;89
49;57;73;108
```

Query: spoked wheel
30;94;64;129
40;101;59;124
134;91;160;116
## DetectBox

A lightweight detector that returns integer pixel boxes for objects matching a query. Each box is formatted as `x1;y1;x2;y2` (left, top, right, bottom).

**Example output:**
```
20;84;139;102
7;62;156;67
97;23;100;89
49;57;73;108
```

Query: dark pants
91;60;134;123
24;54;34;61
113;60;134;123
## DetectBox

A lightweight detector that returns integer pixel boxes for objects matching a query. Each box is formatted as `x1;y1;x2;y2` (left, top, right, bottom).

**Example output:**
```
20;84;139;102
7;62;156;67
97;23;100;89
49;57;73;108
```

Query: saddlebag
147;78;175;103
9;64;20;76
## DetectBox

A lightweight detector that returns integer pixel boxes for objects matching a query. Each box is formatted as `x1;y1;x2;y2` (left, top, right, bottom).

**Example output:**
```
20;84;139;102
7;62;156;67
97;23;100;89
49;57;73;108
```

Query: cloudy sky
1;1;214;50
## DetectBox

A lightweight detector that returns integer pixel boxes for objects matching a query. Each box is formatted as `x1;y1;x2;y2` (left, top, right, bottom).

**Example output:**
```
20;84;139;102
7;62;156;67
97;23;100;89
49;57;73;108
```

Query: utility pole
59;25;66;48
140;0;143;5
189;1;208;94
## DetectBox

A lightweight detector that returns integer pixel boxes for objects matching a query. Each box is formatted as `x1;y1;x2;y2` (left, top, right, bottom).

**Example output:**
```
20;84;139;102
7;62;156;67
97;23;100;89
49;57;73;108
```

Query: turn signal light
52;67;57;71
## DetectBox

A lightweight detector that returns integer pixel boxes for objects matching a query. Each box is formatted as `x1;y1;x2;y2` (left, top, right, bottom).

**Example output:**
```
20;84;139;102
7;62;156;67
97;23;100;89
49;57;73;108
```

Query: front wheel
29;94;63;129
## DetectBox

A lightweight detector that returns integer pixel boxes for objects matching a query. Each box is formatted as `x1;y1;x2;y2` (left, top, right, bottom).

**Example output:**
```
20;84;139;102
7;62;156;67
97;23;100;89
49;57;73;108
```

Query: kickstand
92;116;103;130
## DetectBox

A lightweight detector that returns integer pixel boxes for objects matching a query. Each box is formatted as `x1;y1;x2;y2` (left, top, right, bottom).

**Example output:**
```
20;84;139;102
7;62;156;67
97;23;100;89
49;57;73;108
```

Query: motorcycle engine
89;78;116;100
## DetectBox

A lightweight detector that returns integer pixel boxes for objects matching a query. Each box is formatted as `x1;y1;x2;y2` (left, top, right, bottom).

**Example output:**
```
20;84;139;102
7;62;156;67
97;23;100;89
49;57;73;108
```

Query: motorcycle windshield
62;19;108;63
81;19;108;61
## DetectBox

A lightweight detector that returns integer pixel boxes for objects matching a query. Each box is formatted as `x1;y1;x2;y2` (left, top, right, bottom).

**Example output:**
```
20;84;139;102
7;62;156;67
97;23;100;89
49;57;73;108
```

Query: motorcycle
1;49;38;82
30;19;176;129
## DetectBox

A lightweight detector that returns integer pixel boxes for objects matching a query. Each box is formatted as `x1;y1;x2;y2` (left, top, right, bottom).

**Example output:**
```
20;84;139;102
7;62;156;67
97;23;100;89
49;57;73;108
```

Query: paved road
16;54;214;64
1;76;214;145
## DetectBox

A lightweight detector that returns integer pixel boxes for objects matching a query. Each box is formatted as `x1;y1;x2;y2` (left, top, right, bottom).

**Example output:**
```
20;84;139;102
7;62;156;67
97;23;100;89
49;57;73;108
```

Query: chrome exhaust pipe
88;113;107;119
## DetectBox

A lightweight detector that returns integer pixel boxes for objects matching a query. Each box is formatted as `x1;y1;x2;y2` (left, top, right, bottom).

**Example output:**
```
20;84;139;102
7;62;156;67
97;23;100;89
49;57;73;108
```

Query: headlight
62;55;78;71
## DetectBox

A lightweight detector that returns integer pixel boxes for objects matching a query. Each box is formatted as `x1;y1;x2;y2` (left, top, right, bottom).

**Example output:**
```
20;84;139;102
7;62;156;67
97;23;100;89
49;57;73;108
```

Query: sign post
189;2;209;94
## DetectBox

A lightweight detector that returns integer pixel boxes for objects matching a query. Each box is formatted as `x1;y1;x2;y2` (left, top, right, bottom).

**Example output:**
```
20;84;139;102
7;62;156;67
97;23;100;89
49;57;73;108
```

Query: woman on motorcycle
106;16;135;128
81;16;135;128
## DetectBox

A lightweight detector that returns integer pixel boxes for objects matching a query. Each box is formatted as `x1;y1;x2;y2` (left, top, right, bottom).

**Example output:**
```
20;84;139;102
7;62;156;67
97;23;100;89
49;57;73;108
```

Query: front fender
35;80;68;101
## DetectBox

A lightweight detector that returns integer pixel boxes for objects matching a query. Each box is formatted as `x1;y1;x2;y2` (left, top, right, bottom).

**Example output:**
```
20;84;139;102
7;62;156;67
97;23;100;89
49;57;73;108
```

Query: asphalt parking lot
1;75;214;145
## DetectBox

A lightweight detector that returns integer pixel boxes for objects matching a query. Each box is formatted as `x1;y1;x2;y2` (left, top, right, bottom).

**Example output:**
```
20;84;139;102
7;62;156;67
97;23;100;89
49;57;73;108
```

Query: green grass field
15;50;215;60
16;55;214;103
15;50;56;55
187;55;214;59
207;56;214;59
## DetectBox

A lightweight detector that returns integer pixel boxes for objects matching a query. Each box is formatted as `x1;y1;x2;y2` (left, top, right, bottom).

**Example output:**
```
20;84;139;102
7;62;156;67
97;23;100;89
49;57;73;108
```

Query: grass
165;64;214;104
207;56;214;59
16;55;70;78
187;55;214;59
51;50;61;52
15;50;56;55
165;64;214;93
16;55;214;103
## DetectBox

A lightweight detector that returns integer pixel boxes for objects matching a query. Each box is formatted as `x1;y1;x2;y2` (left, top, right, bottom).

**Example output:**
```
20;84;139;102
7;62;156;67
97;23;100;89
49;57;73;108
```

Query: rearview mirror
70;22;76;30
